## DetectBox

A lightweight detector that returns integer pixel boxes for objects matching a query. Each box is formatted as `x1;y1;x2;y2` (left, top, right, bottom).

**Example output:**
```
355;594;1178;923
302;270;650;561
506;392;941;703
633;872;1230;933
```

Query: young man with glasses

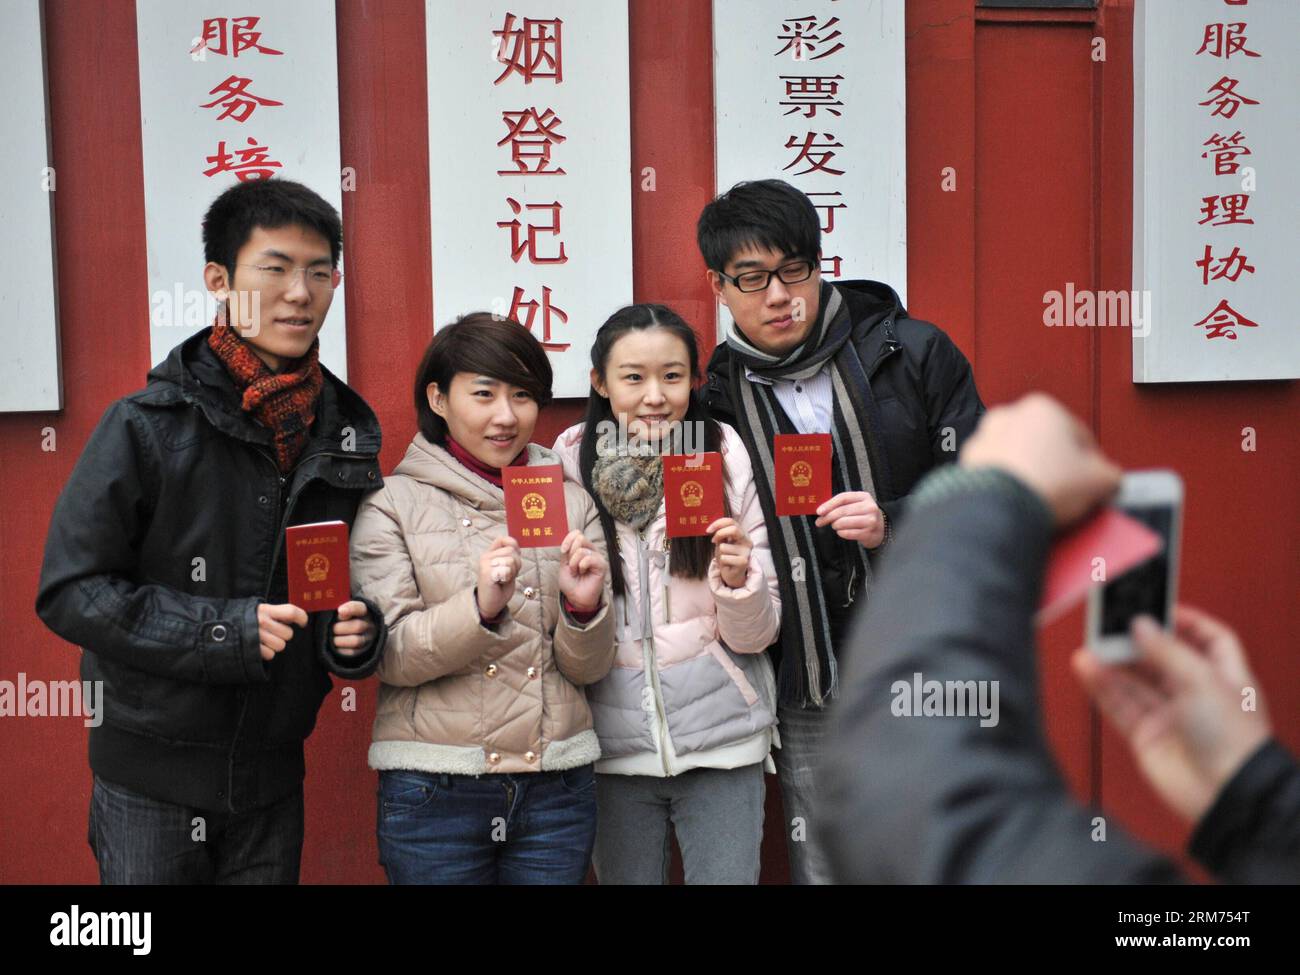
37;178;387;883
698;178;984;884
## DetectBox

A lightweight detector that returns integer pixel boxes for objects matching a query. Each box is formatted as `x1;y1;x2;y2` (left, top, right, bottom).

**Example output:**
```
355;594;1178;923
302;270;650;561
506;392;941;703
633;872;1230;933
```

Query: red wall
1;0;1294;884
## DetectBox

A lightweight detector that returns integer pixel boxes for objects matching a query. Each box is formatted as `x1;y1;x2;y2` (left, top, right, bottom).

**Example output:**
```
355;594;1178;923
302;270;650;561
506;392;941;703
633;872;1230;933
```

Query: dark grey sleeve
1189;739;1300;885
817;467;1185;883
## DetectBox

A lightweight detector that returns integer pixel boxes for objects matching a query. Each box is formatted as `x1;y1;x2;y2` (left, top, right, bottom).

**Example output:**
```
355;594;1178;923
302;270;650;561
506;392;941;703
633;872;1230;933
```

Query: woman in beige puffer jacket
349;314;615;885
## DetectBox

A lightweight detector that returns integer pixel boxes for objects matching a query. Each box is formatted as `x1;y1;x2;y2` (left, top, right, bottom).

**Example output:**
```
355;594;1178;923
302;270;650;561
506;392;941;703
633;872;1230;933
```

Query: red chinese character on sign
807;191;847;233
201;76;284;123
493;13;563;85
1198;77;1260;118
498;199;568;264
820;255;843;277
1200;131;1251;175
783;132;845;176
775;16;845;61
1193;300;1258;340
1195;246;1255;285
1194;23;1261;59
199;17;283;57
1198;194;1254;227
497;108;567;175
203;138;284;180
509;286;569;351
779;75;844;118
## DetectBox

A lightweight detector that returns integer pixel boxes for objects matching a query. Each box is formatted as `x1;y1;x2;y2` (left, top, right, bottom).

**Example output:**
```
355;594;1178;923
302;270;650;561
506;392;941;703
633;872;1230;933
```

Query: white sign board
426;1;633;398
136;1;348;377
713;0;907;340
1133;0;1299;382
0;1;62;412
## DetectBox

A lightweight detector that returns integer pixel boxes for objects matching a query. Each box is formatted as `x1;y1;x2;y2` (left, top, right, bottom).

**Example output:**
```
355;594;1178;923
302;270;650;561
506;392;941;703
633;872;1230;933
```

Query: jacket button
258;495;269;505
522;586;535;598
461;518;472;527
524;751;536;763
526;666;537;680
485;664;498;678
336;471;346;481
211;624;228;642
367;470;376;481
488;752;500;765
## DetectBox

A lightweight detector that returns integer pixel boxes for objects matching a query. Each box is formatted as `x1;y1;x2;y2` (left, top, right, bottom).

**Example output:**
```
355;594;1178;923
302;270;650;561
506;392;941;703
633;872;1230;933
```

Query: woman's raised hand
707;517;753;589
476;535;522;619
557;529;606;613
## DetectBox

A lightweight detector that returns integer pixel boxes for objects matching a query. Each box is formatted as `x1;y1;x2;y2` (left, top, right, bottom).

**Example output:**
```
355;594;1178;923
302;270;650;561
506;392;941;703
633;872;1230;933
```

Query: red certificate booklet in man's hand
503;464;569;547
286;521;351;612
774;433;833;516
663;452;725;538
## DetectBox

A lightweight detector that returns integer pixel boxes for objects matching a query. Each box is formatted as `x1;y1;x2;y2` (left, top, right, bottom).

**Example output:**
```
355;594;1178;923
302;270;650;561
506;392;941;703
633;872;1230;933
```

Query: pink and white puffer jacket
553;421;780;777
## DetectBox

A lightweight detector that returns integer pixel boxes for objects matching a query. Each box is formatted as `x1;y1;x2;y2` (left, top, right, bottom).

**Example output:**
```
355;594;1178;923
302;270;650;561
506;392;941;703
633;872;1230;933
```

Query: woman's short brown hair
413;313;554;444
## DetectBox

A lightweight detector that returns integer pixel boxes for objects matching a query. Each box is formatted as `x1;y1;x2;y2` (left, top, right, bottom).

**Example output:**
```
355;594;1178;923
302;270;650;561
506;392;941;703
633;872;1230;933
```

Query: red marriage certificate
286;520;350;612
503;464;569;547
663;452;725;538
774;434;833;516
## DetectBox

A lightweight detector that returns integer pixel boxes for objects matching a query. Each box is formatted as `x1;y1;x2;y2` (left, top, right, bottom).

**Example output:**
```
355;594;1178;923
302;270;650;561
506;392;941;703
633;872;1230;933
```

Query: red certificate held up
286;520;351;612
774;433;833;516
503;463;569;548
663;452;725;538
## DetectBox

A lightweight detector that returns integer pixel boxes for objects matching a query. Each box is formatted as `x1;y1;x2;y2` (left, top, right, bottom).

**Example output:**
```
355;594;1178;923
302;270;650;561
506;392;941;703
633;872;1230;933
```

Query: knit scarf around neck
206;320;323;473
723;281;890;708
590;442;664;533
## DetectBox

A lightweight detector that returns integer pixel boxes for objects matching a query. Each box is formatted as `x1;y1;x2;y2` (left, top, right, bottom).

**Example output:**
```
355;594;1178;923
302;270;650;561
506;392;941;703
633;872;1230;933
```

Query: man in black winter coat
36;179;387;884
820;393;1300;884
698;178;985;884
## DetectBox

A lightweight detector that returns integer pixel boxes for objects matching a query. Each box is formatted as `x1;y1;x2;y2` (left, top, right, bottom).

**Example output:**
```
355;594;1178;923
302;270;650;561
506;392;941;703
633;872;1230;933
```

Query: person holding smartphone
818;393;1300;884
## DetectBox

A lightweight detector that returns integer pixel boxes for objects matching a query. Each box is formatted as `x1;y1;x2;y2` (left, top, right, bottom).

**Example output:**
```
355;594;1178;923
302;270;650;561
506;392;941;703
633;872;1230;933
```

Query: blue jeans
87;774;304;884
376;764;597;884
774;704;835;885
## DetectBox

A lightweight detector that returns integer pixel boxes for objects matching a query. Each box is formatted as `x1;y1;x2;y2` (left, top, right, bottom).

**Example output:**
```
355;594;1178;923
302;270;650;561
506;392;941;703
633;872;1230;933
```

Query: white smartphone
1086;469;1184;662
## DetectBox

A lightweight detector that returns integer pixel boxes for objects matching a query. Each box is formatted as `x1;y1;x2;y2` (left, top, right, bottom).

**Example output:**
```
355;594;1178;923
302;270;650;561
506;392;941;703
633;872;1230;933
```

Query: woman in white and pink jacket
553;303;780;885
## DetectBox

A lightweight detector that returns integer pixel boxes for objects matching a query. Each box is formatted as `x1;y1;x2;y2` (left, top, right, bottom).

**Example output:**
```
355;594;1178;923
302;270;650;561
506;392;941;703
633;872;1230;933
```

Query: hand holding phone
1074;604;1272;824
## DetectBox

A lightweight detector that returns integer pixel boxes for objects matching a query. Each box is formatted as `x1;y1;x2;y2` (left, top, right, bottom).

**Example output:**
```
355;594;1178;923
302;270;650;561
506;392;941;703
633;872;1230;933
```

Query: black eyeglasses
717;260;815;294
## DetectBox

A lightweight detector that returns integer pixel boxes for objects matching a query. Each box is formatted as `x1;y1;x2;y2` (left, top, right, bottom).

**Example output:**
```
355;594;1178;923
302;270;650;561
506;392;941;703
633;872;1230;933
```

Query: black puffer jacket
36;328;387;813
705;279;985;664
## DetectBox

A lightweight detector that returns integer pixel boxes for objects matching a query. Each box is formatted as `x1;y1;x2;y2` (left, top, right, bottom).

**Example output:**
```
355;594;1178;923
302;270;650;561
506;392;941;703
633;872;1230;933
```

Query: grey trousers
592;763;766;885
774;703;836;884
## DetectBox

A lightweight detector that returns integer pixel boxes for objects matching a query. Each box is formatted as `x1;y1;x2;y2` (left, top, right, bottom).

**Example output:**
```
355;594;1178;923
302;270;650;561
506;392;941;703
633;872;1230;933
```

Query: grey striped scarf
725;282;886;707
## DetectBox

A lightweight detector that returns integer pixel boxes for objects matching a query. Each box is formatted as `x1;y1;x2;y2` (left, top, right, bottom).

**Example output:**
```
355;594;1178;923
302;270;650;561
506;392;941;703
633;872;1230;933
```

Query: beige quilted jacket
350;434;616;775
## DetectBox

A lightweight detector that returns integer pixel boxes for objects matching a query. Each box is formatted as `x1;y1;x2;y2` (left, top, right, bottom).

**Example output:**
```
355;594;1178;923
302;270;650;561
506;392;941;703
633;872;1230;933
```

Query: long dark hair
578;304;728;599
